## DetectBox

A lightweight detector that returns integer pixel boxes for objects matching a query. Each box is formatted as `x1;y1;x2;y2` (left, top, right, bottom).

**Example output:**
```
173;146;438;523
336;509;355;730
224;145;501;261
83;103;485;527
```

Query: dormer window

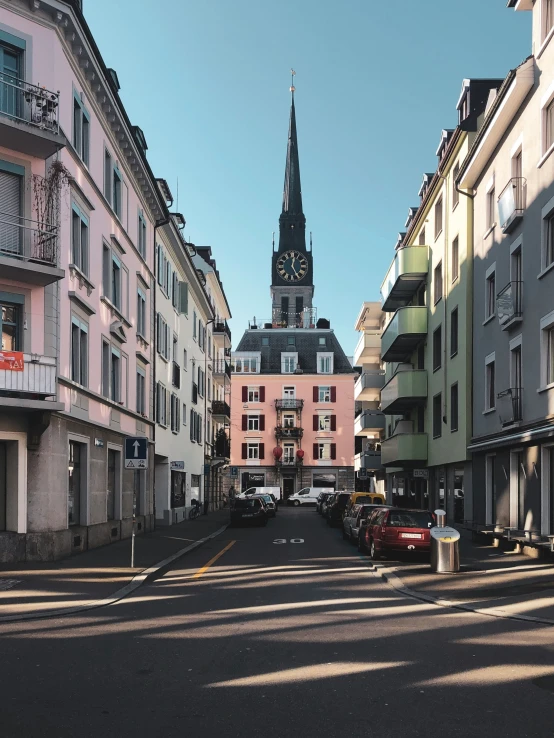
317;352;334;374
281;352;298;373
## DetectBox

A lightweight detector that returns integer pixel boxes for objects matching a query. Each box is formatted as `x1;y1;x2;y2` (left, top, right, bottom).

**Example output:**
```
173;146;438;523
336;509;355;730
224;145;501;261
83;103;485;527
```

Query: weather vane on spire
290;68;296;94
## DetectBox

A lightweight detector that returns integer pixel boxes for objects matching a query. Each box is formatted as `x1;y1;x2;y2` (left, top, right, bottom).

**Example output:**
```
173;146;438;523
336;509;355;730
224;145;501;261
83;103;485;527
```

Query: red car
359;507;434;560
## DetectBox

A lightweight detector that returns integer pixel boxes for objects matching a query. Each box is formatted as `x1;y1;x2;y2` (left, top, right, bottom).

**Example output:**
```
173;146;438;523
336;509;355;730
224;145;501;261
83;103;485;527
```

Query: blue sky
84;0;530;353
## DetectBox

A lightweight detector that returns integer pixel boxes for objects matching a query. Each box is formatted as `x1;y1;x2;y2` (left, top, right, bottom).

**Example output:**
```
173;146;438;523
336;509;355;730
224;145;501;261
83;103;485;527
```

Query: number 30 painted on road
273;538;304;544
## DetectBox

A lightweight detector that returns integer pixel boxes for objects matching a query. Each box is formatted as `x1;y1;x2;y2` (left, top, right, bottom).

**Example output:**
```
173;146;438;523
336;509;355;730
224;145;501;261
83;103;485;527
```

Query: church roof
282;93;303;217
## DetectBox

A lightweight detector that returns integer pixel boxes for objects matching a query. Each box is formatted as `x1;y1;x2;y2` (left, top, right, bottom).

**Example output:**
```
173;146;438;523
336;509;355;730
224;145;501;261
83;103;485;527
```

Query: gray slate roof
235;329;354;375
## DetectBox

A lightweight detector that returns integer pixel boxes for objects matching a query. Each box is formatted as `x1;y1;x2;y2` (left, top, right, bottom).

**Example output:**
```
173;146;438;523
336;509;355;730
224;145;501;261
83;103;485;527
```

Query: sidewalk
379;533;554;624
0;509;229;621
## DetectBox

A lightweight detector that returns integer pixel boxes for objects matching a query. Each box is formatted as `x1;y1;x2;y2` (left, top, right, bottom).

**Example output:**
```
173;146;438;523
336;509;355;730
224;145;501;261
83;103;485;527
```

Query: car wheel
293;500;300;507
370;539;379;561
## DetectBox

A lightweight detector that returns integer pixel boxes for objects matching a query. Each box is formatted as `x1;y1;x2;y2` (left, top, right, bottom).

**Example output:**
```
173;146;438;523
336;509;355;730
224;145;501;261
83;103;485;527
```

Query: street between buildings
1;507;554;738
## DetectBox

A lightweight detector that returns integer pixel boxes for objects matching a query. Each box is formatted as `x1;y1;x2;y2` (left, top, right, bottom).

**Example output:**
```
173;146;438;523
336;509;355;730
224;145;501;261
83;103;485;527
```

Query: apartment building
353;302;386;495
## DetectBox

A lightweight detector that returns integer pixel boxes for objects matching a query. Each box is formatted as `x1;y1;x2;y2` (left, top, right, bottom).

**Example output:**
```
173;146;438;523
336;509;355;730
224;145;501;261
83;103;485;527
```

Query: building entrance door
283;477;295;500
0;442;6;531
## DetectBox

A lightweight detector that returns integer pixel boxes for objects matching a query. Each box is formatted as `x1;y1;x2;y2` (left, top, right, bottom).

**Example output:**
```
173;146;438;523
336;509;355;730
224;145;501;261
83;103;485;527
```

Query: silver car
342;503;381;543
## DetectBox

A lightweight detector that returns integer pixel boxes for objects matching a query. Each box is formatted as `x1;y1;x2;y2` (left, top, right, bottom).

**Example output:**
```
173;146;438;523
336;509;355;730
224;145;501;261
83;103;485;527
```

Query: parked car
240;486;282;502
230;497;268;527
342;503;382;543
316;491;334;514
347;492;386;513
322;493;336;519
359;507;434;559
252;494;277;517
326;492;352;527
287;487;332;506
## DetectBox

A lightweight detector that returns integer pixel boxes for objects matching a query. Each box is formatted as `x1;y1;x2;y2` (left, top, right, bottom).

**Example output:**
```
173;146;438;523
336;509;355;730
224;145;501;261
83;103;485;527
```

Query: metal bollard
430;509;461;573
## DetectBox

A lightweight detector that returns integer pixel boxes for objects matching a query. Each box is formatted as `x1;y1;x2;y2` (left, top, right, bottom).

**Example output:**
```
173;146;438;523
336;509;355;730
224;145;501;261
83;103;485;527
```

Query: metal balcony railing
498;177;526;233
214;436;231;459
212;360;231;377
249;307;318;330
0;352;57;397
275;398;304;410
275;426;303;439
172;361;180;389
213;321;231;341
497;281;522;326
0;76;60;133
212;400;231;418
497;387;522;426
0;211;58;266
279;457;301;466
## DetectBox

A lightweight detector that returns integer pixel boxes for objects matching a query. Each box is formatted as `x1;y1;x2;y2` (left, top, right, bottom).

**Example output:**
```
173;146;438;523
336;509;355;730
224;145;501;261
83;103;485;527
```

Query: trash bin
430;508;460;573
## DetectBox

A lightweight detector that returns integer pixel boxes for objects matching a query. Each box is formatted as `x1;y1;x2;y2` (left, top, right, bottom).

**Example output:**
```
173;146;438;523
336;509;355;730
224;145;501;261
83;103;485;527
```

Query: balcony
381;306;427;363
498;178;526;234
212;400;231;419
212;360;231;378
0;212;63;285
381;246;429;312
172;361;180;389
497;281;522;330
381;430;428;467
353;331;381;366
275;426;304;440
213;321;232;343
0;352;63;411
0;78;64;159
249;307;318;330
277;457;302;468
354;411;386;436
497;388;522;427
381;368;428;414
275;398;304;410
355;451;383;471
214;434;231;459
354;371;386;402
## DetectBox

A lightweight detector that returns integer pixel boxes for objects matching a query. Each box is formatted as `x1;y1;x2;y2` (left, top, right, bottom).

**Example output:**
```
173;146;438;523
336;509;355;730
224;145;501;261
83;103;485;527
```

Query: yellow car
347;492;385;512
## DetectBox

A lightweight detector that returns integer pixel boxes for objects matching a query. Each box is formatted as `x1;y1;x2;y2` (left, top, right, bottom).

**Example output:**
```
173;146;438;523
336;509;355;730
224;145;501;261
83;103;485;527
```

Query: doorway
0;442;6;531
283;477;295;499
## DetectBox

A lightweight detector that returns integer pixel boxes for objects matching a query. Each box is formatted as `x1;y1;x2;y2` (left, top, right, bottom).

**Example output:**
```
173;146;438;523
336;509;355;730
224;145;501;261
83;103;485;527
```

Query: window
101;340;121;402
71;204;89;275
1;300;21;351
418;228;426;245
485;355;496;411
0;40;22;119
156;313;170;360
547;326;554;385
433;326;442;372
113;167;122;219
71;317;88;387
287;335;295;346
137;288;147;338
283;386;295;399
156;382;168;426
104;148;122;219
68;441;83;527
183;402;187;425
451;237;459;282
198;367;205;397
283;413;295;428
245;387;259;404
434;261;443;304
319;415;331;431
317;443;331;460
282;352;297;373
72;93;90;166
262;336;270;346
434;197;443;239
102;244;125;311
451;383;459;432
170;393;180;433
0;163;23;257
283;443;295;463
170;271;178;310
233;356;259;373
318;386;331;402
544;210;554;269
318;337;326;346
193;311;197;340
172;335;178;363
546;98;554;153
317;352;333;374
487;188;496;230
137;211;147;259
452;163;459;209
183;349;188;371
248;443;260;459
248;415;259;431
450;308;458;357
104;149;112;203
544;0;554;40
486;271;496;320
136;367;146;415
157;246;171;296
433;393;442;438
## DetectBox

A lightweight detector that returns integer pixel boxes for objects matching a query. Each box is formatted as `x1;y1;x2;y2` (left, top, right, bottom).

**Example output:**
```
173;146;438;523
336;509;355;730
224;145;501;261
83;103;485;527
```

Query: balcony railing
0;211;59;266
275;426;304;439
355;411;386;434
0;352;57;398
381;306;428;363
249;307;318;330
498;177;526;233
213;321;232;342
0;77;60;133
192;382;198;404
278;457;302;467
212;360;231;377
212;400;231;418
214;435;231;459
381;245;429;312
497;281;522;328
172;361;180;389
275;398;304;410
497;387;522;426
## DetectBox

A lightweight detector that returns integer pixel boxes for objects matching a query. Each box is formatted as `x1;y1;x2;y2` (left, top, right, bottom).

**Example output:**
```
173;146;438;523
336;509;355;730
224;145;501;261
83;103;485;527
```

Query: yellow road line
192;540;236;579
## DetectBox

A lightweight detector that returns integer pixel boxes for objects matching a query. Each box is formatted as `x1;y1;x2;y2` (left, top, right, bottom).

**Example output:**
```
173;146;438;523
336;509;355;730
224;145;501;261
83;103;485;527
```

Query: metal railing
249;307;318;330
497;387;522;426
0;210;58;265
498;177;526;233
212;360;231;377
213;321;231;341
172;361;180;389
275;426;303;439
0;76;60;133
275;398;304;410
497;281;523;325
211;400;230;418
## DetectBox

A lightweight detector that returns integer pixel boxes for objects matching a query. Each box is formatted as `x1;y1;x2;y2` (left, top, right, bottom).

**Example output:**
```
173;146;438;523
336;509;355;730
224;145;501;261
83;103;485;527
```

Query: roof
282;93;303;217
235;329;355;374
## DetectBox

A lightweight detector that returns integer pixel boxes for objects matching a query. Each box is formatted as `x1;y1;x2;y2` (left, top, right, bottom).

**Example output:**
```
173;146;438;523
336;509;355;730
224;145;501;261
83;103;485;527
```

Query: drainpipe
204;318;214;514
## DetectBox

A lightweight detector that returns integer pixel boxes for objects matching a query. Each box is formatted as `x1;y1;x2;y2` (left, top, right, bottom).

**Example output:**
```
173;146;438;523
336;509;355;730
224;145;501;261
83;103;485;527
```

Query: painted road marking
192;540;236;579
273;539;305;544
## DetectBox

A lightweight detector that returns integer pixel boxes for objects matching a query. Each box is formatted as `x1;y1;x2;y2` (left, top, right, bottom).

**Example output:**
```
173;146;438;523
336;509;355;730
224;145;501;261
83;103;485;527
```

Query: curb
368;560;554;627
0;523;229;624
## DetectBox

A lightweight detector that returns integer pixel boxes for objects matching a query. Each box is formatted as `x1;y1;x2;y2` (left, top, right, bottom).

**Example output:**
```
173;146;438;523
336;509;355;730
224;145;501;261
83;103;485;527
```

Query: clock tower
271;81;314;327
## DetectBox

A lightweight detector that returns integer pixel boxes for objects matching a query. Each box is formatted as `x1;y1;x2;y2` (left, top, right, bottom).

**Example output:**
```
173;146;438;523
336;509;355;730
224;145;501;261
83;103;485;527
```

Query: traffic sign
230;466;238;478
125;437;148;469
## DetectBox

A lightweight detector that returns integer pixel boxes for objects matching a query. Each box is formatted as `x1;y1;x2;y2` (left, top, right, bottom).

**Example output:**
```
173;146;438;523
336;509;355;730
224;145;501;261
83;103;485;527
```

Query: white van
240;486;282;502
287;487;334;506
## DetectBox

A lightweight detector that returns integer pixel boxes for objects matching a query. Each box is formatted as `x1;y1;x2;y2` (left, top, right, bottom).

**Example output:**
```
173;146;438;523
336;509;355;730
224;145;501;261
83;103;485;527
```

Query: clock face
276;250;309;282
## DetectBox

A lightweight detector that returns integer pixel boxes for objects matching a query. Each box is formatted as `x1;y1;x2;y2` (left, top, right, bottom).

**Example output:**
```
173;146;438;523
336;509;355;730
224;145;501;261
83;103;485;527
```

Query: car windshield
353;495;373;504
259;496;272;503
387;511;433;528
234;499;260;509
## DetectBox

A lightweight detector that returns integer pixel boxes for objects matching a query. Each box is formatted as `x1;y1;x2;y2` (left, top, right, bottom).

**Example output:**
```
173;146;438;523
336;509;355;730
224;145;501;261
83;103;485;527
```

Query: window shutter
179;281;189;314
313;415;318;431
190;410;194;441
242;386;248;402
260;415;265;431
156;382;161;423
260;386;266;402
242;414;247;431
331;415;337;431
313;386;319;402
259;443;265;460
242;443;247;460
331;386;337;402
331;443;337;460
313;443;318;460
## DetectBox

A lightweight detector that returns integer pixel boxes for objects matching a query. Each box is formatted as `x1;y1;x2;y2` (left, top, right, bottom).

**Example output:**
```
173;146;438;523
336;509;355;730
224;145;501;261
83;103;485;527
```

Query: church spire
282;70;303;217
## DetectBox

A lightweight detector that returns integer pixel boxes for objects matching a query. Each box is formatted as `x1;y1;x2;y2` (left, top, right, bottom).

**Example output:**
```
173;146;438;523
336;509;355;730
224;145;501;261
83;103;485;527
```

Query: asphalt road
2;507;554;738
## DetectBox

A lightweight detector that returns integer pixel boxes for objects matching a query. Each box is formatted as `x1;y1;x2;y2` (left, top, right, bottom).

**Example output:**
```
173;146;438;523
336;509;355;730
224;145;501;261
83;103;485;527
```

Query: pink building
228;88;355;496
